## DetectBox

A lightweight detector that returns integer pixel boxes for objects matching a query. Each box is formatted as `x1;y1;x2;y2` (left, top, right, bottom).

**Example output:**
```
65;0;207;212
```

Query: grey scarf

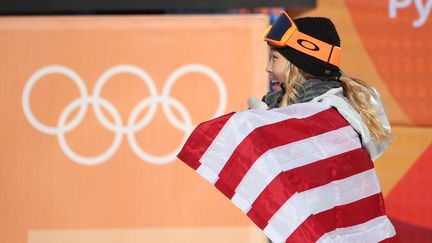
262;79;342;108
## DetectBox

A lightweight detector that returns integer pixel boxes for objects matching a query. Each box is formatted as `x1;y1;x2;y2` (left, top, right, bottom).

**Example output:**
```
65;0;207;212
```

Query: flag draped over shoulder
177;102;397;243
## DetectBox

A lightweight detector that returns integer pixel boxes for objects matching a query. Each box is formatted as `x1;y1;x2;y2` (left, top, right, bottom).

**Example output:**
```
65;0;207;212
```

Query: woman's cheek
276;66;285;82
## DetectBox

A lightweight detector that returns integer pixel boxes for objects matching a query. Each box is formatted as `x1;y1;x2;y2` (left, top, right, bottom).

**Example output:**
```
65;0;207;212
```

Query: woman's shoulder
309;87;390;161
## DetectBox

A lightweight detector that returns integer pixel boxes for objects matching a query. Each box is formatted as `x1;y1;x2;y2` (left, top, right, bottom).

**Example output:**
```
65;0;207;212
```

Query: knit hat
270;17;341;78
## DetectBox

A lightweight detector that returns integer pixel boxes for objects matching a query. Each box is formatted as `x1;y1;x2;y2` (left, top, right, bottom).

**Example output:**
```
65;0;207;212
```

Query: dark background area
0;0;315;15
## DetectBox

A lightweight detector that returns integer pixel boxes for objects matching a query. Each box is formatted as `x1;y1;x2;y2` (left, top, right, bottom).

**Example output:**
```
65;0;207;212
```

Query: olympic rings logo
22;64;227;166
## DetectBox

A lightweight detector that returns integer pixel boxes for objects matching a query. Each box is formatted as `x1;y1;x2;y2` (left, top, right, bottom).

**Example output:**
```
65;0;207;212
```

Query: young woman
178;12;397;242
250;14;393;160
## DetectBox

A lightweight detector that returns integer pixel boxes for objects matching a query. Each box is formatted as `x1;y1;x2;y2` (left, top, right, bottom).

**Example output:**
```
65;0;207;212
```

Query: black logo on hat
297;39;320;51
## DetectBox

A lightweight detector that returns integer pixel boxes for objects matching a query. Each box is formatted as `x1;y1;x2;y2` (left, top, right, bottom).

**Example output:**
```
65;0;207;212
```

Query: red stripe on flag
215;108;350;199
177;112;234;170
247;148;374;229
379;235;400;243
286;192;387;242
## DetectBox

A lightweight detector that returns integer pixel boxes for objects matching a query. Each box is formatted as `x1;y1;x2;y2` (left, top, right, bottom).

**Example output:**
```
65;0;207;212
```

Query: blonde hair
279;62;306;106
279;62;393;143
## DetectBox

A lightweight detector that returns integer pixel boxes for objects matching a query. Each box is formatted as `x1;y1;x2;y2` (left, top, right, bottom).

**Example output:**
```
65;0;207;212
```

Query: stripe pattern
177;102;396;243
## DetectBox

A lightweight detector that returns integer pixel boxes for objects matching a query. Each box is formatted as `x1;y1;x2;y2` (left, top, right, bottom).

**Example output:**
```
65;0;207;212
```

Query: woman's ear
300;70;312;80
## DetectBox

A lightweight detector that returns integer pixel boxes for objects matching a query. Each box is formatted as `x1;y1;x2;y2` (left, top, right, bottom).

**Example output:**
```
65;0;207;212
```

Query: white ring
92;65;159;133
162;64;227;131
22;65;89;135
127;96;193;165
57;97;123;166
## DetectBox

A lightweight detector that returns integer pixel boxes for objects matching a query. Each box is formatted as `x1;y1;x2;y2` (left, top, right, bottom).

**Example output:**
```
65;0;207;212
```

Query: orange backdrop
0;15;268;243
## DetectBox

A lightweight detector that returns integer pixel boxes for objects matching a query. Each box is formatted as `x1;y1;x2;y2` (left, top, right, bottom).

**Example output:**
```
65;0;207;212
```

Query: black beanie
270;17;341;78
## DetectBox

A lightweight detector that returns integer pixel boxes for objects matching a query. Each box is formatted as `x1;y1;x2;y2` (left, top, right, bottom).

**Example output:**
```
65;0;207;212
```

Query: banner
0;15;268;243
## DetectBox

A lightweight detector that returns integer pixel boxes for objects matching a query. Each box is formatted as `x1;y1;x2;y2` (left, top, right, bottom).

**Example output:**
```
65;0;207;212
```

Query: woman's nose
265;62;272;73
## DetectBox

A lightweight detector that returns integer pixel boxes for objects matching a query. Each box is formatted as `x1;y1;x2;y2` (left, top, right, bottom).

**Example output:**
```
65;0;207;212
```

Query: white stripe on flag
263;169;382;243
196;103;331;185
231;125;361;213
316;215;396;243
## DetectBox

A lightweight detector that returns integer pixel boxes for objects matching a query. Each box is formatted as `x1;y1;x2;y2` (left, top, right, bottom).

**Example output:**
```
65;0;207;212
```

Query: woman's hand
247;96;269;110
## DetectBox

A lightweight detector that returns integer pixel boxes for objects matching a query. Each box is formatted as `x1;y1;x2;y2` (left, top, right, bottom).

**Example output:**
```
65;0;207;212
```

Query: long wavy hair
280;61;393;143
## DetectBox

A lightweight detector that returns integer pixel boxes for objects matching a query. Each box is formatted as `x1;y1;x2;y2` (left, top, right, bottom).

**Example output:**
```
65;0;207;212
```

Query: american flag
177;102;397;243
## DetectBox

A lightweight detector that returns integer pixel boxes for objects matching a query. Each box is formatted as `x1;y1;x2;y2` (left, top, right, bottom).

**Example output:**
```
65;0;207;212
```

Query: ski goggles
262;11;341;67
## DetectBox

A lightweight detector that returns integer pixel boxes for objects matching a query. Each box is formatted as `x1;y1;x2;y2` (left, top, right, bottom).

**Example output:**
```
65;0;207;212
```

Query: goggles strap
285;30;341;67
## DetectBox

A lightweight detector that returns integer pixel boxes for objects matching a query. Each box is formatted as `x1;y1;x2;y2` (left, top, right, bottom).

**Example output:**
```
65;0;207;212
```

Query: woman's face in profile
266;48;288;84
